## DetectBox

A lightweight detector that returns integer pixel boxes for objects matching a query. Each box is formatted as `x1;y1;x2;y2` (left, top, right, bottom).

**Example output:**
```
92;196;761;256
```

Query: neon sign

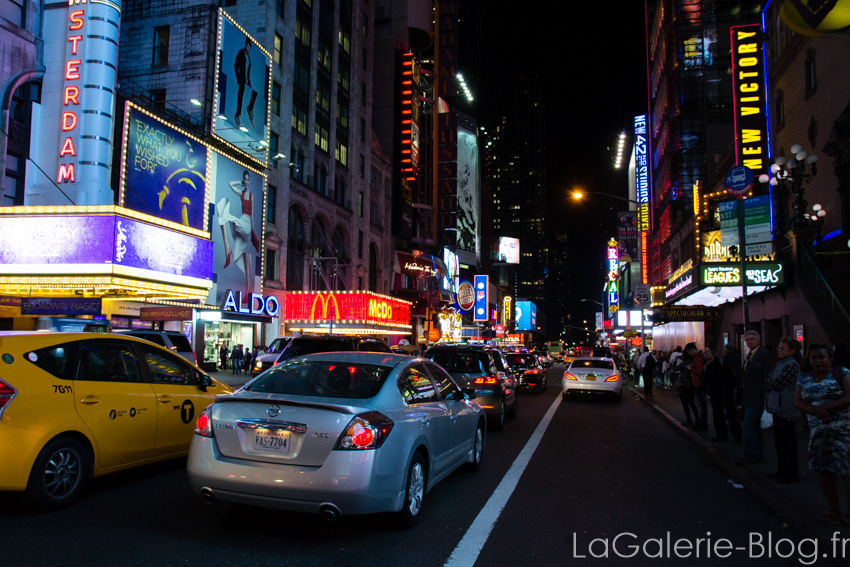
221;290;280;317
285;292;411;326
730;24;768;177
57;6;86;183
607;239;619;314
634;115;651;284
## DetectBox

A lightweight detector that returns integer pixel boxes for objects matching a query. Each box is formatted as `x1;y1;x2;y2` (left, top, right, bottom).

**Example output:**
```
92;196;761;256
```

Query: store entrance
203;321;256;371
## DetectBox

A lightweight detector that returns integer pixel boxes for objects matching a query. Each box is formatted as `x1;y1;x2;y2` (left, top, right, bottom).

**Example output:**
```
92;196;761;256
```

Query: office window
2;0;24;27
272;81;281;115
267;184;277;224
3;154;21;206
150;89;166;111
358;230;363;258
336;100;349;129
359;154;365;178
805;50;817;96
296;14;311;47
153;26;170;66
316;82;330;112
315;124;329;152
338;29;350;54
362;13;368;36
318;41;331;72
360;118;366;142
294;58;310;94
361;82;366;106
358;191;364;217
292;103;307;135
274;33;283;68
335;140;348;166
775;90;785;128
338;66;350;92
265;248;277;280
270;131;280;167
362;47;367;68
276;0;285;18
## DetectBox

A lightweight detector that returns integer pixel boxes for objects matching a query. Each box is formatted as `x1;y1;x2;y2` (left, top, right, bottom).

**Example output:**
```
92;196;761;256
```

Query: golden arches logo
310;294;341;320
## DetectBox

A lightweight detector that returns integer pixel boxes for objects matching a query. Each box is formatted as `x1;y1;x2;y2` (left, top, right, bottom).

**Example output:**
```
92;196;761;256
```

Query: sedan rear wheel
397;452;426;528
464;422;485;472
26;436;89;511
490;399;506;431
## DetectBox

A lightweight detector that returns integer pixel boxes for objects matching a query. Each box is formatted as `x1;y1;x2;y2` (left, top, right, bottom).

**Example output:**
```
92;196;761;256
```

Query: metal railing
796;240;850;345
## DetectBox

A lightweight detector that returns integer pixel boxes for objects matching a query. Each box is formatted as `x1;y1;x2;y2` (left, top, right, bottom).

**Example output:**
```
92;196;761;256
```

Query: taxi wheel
26;436;89;511
397;452;426;528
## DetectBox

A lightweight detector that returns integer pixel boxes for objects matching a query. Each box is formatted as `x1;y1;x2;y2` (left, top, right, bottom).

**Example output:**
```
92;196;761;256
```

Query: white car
187;353;485;527
562;357;622;402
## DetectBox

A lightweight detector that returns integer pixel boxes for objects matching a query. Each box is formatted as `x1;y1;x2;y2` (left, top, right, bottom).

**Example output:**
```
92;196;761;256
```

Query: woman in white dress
216;170;260;298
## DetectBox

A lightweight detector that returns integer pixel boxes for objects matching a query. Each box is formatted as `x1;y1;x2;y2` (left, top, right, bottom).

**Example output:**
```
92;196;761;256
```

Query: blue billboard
515;300;537;332
473;275;488;322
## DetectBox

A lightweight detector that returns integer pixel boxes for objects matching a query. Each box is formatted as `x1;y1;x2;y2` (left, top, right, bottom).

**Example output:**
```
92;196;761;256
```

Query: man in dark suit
233;37;258;129
738;330;774;464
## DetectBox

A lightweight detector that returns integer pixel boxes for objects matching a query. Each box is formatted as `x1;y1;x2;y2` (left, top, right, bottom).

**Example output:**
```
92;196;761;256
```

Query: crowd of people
217;343;265;375
625;335;850;527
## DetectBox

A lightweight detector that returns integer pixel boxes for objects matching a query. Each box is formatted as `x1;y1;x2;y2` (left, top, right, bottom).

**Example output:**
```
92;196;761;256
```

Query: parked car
0;331;232;510
187;352;485;527
115;329;196;364
425;344;518;430
506;352;548;393
251;335;392;376
562;357;622;402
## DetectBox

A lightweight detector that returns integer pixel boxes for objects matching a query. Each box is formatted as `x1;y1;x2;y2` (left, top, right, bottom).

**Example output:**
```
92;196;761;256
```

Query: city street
3;366;838;567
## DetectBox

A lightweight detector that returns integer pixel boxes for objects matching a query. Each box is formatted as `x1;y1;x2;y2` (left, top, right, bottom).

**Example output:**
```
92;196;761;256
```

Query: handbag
760;409;774;429
766;386;801;419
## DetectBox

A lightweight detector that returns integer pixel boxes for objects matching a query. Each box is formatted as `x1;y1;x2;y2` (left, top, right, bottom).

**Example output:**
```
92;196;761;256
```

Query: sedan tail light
473;377;497;385
0;378;16;414
195;406;213;437
335;411;394;450
605;374;620;382
564;372;577;381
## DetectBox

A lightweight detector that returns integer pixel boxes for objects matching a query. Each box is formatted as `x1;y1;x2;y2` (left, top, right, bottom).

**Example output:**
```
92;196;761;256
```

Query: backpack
673;357;691;387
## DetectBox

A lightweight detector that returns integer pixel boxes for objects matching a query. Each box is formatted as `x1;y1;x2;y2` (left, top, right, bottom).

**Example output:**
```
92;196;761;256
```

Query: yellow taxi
0;331;231;510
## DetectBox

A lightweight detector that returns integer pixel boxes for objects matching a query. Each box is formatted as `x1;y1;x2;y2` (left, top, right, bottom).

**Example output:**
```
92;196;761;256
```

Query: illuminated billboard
634;115;651;284
730;24;768;177
212;9;271;166
285;291;411;327
210;152;265;307
457;125;480;254
0;213;212;289
493;237;520;264
473;275;488;322
120;104;208;230
515;300;536;332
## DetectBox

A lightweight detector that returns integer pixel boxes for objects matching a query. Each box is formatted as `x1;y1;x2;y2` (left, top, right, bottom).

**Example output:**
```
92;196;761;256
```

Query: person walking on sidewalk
703;347;742;444
686;343;708;431
231;344;243;375
738;330;774;465
766;337;802;483
641;348;657;396
673;347;699;427
219;343;228;371
795;344;850;526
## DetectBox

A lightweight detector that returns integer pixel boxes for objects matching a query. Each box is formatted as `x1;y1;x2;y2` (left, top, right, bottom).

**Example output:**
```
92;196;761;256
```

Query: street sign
633;283;650;305
719;195;773;256
724;165;753;195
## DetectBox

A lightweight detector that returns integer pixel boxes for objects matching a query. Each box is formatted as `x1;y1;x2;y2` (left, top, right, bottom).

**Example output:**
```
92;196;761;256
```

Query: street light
580;298;604;308
571;190;639;206
758;143;820;232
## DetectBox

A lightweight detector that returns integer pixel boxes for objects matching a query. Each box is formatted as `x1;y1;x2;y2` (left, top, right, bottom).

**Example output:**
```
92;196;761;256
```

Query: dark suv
425;344;518;430
506;352;548;393
251;335;392;376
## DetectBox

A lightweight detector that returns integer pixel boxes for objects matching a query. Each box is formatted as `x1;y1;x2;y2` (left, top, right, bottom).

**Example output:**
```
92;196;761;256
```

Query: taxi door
73;339;157;468
137;344;214;457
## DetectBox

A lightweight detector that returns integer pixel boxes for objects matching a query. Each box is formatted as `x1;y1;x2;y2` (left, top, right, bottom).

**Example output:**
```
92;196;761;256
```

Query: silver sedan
562;357;623;402
187;353;485;527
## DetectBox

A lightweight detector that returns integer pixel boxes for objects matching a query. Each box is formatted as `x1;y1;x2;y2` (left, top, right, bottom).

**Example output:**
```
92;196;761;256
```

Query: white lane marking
443;393;563;567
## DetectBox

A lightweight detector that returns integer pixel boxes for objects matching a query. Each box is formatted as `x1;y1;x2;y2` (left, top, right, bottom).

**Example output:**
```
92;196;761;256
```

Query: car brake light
335;411;394;450
0;378;16;414
605;374;620;382
564;372;577;381
473;377;497;385
195;407;213;437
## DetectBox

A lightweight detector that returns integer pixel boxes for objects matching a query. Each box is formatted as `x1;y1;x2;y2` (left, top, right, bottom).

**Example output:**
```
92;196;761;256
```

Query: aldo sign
221;290;280;317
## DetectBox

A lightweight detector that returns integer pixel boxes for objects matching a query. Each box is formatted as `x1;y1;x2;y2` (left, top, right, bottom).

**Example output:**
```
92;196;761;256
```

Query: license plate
253;429;291;453
584;375;596;381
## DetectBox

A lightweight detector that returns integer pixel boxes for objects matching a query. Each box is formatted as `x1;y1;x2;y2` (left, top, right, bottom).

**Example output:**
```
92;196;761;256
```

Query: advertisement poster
456;126;480;253
121;105;208;230
213;10;270;163
617;211;639;262
210;152;265;306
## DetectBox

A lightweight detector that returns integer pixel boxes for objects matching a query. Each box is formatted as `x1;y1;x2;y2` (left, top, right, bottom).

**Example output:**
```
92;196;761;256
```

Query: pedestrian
631;348;642;383
231;344;243;374
685;343;708;431
673;347;699;427
794;343;850;526
219;343;228;371
738;330;775;465
765;337;802;483
654;351;664;390
703;347;742;444
244;347;252;374
641;348;657;396
662;352;673;389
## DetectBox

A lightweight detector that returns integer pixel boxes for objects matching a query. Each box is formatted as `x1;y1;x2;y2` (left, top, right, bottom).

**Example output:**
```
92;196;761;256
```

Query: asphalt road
1;366;831;567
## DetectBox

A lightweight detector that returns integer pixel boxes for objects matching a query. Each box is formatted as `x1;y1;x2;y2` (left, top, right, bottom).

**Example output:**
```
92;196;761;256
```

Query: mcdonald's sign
286;291;411;326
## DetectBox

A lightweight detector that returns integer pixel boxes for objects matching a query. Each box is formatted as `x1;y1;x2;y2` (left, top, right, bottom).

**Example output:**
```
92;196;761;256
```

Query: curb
628;385;846;555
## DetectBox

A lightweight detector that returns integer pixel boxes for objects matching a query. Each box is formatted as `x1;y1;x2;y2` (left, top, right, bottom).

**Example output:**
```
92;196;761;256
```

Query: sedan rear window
246;360;391;398
571;359;614;370
429;351;487;374
506;354;537;368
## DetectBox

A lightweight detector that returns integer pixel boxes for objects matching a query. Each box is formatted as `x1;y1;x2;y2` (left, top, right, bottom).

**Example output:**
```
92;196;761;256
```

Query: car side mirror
196;373;213;392
462;388;477;400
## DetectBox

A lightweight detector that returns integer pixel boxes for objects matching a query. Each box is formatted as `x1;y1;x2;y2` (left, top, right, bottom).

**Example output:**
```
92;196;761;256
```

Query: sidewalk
629;380;850;546
208;367;254;390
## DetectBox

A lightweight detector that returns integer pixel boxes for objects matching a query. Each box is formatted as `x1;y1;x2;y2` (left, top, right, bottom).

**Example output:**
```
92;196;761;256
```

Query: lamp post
758;144;820;232
571;190;639;207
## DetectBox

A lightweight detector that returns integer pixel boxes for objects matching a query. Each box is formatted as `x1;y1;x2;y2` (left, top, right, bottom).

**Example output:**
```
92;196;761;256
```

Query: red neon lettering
69;10;84;30
68;35;83;55
59;137;77;157
65;60;81;80
63;85;79;106
61;111;78;131
57;163;76;183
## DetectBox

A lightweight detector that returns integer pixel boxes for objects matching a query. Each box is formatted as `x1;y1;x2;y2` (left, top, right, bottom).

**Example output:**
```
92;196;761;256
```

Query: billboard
515;300;537;332
456;125;480;253
213;9;271;165
493;237;520;264
730;24;768;177
473;275;489;322
285;291;411;326
634;115;651;284
617;211;638;262
210;152;265;306
0;214;212;288
120;104;208;230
